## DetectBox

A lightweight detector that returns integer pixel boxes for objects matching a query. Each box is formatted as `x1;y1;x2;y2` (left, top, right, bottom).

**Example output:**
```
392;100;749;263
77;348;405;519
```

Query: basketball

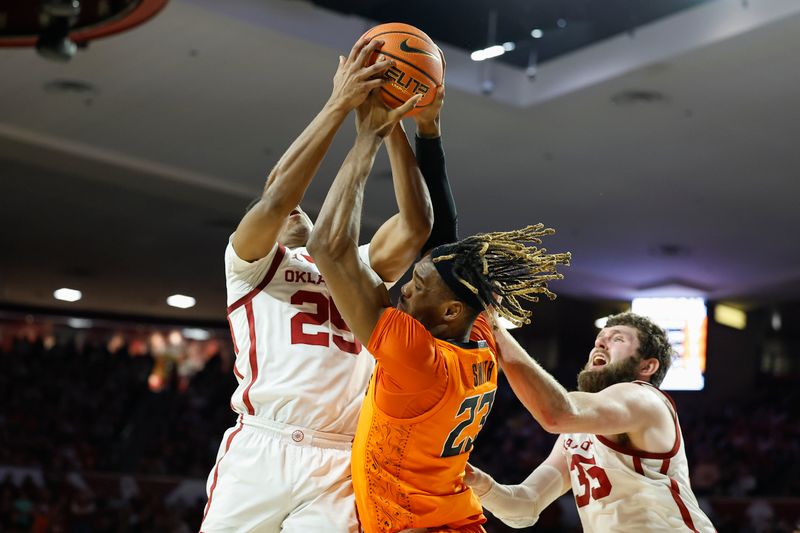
360;23;444;116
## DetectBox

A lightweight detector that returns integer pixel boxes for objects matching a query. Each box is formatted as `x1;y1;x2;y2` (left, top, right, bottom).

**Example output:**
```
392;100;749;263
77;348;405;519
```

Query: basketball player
201;38;434;532
466;312;716;532
307;90;570;532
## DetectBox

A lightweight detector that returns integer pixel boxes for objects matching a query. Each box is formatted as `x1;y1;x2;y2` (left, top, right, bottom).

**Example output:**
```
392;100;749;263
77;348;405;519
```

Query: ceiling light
594;317;608;329
67;317;93;329
167;294;196;309
470;45;505;61
771;311;781;331
502;41;515;51
714;304;746;330
183;328;211;341
531;29;543;39
557;18;567;29
54;287;82;302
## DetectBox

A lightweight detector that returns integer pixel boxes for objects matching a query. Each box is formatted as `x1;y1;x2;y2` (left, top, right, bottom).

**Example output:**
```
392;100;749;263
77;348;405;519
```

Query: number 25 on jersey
290;290;361;355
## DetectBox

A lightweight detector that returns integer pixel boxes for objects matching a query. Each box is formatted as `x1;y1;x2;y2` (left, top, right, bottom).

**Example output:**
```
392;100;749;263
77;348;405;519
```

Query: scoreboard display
631;297;708;391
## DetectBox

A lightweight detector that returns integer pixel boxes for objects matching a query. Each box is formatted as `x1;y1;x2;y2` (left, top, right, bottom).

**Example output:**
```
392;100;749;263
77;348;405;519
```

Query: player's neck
430;321;472;344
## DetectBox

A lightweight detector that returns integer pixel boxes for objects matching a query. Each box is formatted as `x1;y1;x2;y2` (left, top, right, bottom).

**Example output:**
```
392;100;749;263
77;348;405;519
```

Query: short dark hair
605;312;673;386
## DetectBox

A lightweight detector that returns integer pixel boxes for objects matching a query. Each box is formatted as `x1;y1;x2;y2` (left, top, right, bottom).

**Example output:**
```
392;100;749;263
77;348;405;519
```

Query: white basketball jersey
224;238;377;435
561;382;715;532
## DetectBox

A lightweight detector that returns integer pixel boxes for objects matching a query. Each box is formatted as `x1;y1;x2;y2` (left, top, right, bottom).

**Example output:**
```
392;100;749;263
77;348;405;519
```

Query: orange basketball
360;23;444;117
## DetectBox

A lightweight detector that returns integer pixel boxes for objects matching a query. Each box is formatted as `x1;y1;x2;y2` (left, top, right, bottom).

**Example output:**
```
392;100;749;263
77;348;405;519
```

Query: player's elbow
307;227;348;264
539;420;563;435
535;406;579;434
400;210;434;253
538;417;563;435
415;203;434;239
261;168;304;213
306;231;328;260
546;409;588;434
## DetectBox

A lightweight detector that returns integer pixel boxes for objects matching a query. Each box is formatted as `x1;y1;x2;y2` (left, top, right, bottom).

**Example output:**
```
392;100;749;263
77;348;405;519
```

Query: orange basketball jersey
352;308;498;533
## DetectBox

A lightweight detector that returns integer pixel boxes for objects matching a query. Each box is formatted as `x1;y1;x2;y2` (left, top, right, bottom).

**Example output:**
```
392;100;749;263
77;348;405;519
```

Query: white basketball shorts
200;414;357;533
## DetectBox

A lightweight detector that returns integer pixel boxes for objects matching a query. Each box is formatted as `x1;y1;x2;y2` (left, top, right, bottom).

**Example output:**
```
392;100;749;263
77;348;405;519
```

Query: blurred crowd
0;325;798;532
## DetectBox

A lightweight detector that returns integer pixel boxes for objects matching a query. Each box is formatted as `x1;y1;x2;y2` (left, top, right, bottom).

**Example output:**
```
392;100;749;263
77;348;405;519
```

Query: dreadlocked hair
432;224;571;327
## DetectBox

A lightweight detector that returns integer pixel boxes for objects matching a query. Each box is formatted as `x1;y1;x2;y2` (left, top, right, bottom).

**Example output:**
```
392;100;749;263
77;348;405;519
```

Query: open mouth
591;352;608;367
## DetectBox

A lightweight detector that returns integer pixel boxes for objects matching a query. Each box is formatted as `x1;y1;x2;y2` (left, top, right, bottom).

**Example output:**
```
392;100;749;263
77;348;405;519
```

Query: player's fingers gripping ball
360;22;444;117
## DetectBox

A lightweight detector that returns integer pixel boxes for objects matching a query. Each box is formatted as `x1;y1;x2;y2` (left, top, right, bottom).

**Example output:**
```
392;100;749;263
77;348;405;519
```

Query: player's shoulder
225;234;284;268
375;307;433;342
468;314;497;349
602;381;672;414
601;381;655;397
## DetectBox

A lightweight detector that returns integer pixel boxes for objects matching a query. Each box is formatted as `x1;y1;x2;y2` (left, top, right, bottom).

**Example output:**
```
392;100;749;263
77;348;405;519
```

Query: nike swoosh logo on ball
399;39;440;59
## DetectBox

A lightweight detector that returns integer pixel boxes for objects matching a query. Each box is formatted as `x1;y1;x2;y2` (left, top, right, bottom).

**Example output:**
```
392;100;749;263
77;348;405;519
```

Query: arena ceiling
309;0;713;67
1;0;800;322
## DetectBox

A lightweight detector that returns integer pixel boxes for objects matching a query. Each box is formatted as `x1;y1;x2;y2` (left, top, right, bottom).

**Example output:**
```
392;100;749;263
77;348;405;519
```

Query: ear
638;357;660;380
441;300;465;323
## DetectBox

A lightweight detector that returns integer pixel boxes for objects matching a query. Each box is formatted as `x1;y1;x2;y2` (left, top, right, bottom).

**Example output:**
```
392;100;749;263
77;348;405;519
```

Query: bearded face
576;355;642;393
578;325;645;393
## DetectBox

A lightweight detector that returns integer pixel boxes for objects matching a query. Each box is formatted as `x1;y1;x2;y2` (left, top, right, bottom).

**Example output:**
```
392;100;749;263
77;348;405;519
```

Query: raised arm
232;38;391;261
493;325;666;436
307;92;421;344
413;86;459;255
367;121;433;283
466;440;570;528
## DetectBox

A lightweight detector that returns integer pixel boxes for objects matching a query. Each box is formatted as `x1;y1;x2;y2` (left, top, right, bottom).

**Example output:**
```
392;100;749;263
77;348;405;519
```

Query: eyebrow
599;328;631;338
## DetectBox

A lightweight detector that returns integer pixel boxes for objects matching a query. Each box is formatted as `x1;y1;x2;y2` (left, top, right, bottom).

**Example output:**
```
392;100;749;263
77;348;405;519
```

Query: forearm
385;126;433;238
416;134;457;254
262;100;349;207
308;131;389;346
494;328;576;433
472;464;565;529
308;134;381;261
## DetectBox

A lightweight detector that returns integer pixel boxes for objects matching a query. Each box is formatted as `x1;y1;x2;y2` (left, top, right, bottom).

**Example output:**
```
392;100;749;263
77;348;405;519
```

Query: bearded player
466;312;716;532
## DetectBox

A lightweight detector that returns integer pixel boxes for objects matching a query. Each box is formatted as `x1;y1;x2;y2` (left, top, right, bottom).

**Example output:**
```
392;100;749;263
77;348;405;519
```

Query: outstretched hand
414;46;446;137
413;84;445;137
356;90;422;139
464;463;493;496
329;38;394;112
